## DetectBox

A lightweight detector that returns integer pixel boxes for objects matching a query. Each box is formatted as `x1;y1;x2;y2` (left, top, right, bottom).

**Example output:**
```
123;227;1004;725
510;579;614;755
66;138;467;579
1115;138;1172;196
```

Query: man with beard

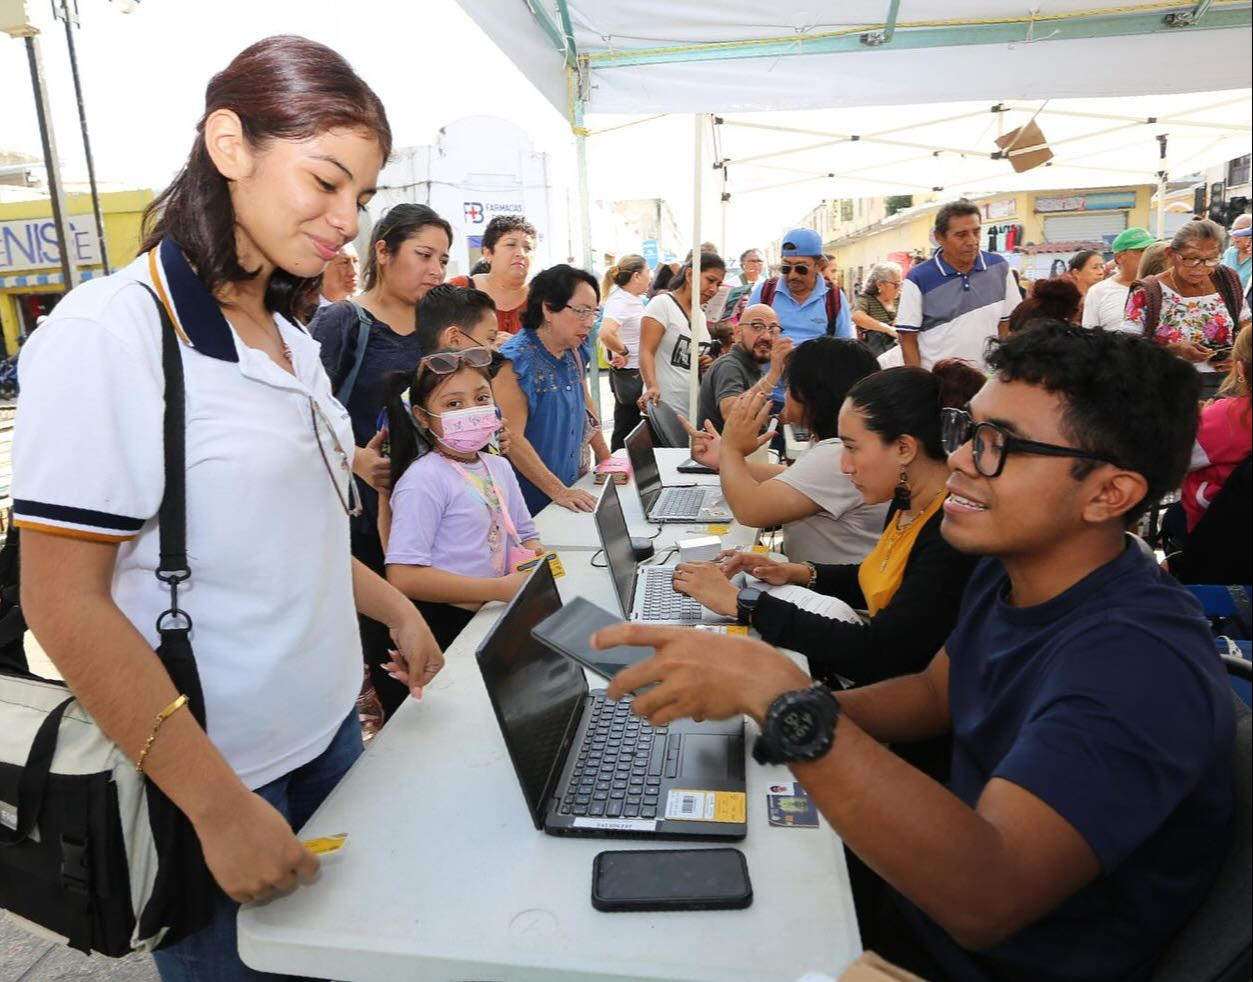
696;304;792;432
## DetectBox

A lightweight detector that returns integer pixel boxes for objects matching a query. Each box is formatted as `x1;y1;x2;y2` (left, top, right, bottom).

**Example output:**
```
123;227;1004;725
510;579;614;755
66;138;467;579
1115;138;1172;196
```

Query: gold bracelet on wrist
802;561;818;589
134;693;189;774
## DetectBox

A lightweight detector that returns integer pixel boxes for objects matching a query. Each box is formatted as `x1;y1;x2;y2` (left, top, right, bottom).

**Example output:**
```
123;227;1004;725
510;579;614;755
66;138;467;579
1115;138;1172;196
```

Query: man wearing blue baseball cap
746;228;852;409
1222;214;1251;291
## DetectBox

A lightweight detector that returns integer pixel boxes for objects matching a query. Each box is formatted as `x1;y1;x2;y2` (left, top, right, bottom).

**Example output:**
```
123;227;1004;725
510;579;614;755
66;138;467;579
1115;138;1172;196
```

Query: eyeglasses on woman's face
561;304;602;323
940;407;1118;478
1175;255;1222;269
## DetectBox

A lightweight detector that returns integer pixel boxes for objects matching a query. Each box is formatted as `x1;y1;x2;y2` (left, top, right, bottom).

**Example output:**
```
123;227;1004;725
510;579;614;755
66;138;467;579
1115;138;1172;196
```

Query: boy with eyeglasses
591;322;1236;981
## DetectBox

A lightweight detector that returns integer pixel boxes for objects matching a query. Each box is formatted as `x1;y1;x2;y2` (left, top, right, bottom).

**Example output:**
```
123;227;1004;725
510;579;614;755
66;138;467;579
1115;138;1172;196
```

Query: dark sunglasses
420;347;493;375
940;408;1119;479
781;264;811;276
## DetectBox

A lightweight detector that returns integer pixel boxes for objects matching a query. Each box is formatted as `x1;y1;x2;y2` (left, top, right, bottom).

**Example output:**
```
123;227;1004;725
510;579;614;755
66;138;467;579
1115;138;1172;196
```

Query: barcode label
665;789;748;824
665;789;714;821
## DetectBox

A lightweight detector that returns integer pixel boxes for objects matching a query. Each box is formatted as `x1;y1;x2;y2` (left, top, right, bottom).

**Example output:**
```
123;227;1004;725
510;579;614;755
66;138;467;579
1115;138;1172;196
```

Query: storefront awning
0;268;102;290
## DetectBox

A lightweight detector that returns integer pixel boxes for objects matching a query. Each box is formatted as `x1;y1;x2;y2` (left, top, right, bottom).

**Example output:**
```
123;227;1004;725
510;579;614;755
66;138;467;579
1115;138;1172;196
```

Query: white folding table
237;555;862;981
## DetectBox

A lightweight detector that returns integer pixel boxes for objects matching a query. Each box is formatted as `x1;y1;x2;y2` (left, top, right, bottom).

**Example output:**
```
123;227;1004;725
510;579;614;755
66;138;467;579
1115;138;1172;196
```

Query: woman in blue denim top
495;265;610;514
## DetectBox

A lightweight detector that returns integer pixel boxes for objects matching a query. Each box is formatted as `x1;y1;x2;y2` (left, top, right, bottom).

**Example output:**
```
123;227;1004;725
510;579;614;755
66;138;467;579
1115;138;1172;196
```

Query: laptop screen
624;422;663;508
475;562;588;828
594;480;640;619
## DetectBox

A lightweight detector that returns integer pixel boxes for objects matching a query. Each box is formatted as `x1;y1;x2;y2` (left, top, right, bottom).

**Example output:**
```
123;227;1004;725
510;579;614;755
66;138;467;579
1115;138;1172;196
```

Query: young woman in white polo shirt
12;37;441;980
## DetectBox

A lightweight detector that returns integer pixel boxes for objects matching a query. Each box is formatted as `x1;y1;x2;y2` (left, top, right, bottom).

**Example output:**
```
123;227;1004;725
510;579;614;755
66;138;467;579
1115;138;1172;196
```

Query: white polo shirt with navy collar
895;250;1019;370
13;239;362;790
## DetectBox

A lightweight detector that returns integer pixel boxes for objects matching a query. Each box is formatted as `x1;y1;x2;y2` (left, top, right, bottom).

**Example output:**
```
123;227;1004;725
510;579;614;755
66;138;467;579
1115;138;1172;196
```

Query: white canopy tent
456;0;1253;416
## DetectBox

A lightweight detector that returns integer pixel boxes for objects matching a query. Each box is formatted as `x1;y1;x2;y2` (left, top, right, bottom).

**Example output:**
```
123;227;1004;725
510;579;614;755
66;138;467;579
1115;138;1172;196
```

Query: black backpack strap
135;286;204;726
1213;265;1243;326
760;276;778;307
825;284;841;336
135;288;188;589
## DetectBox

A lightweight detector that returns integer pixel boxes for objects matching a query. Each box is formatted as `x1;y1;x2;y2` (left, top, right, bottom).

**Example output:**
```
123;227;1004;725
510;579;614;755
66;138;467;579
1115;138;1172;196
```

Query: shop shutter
1043;212;1128;243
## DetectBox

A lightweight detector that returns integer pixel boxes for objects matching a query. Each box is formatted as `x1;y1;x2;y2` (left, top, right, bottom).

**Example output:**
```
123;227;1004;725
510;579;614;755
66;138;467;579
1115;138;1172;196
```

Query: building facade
0;188;152;354
810;185;1158;295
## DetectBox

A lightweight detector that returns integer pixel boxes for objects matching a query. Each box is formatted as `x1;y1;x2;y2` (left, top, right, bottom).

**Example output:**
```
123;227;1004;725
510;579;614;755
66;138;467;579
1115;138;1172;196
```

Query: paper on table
760;584;863;624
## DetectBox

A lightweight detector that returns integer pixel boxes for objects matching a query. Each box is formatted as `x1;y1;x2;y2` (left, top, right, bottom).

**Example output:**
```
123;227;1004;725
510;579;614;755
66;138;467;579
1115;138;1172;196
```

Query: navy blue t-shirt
895;541;1235;981
309;301;424;536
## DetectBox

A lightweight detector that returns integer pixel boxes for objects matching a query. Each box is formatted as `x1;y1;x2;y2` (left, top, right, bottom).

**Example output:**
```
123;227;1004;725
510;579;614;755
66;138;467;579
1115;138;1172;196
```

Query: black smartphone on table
592;848;752;912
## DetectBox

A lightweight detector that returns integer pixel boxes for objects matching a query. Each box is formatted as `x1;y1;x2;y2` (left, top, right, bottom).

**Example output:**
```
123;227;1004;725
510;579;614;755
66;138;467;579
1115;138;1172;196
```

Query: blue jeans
152;713;363;982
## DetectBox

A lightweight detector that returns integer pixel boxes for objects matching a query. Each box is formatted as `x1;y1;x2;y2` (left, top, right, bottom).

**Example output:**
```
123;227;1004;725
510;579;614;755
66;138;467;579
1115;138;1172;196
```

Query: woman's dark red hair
141;35;392;319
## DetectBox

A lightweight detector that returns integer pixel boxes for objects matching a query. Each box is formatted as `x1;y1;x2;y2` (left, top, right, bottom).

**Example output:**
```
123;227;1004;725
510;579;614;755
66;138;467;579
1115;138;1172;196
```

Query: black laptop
475;561;747;840
625;422;732;523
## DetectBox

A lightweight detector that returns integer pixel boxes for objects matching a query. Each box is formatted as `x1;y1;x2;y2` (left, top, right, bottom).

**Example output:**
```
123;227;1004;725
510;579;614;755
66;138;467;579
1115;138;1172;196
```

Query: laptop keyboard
656;486;704;518
640;567;705;621
559;693;669;820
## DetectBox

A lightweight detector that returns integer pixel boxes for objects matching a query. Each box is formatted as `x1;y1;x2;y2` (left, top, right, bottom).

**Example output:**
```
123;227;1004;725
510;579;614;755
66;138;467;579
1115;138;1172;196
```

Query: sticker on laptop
572;818;658;833
694;624;749;636
664;789;747;824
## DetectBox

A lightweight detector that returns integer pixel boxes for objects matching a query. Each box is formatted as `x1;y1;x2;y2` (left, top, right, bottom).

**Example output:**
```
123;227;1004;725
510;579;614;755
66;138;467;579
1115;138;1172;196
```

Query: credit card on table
766;782;819;829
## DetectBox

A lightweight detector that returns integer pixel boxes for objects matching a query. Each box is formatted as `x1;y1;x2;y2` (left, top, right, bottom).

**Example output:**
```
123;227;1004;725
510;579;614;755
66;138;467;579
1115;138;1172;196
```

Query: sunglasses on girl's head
419;347;493;375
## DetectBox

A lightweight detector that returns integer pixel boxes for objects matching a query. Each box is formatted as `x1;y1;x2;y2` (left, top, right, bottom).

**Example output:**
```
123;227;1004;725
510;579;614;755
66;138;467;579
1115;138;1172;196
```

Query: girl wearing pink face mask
377;348;545;677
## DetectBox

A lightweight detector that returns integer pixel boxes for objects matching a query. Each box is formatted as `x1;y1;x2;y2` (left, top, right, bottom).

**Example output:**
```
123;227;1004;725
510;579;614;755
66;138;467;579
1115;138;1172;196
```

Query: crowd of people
6;33;1251;982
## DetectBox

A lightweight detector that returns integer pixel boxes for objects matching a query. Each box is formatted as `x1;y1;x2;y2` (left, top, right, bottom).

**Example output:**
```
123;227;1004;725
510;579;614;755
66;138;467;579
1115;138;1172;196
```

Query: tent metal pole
584;7;1253;69
690;113;705;423
575;96;601;416
1156;134;1168;238
553;0;602;416
1000;104;1251;132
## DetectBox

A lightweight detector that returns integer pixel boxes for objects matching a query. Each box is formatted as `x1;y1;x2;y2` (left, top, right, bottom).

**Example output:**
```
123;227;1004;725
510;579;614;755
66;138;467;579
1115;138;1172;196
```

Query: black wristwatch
752;683;841;765
735;587;762;626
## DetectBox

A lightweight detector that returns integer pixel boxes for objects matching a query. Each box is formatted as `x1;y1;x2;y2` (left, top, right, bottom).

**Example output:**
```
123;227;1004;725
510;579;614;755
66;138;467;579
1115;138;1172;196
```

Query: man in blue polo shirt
747;228;852;405
898;199;1019;370
593;323;1236;982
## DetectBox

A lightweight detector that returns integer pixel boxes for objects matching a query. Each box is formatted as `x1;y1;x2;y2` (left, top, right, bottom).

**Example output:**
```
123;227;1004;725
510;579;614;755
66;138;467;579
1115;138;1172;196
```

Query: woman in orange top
449;214;535;339
675;360;984;688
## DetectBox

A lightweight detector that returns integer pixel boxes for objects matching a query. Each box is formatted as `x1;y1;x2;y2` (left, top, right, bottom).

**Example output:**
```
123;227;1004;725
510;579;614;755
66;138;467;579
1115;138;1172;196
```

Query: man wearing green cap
1082;227;1156;331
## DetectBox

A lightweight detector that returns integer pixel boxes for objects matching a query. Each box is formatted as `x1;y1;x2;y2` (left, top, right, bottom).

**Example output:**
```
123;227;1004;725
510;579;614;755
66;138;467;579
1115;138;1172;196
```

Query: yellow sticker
726;625;749;636
302;833;348;855
706;524;731;535
713;791;748;824
514;551;566;578
749;545;769;554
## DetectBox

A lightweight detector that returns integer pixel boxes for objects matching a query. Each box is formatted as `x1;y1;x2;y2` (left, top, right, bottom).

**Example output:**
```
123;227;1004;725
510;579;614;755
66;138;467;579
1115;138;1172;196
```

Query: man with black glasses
695;304;792;432
592;322;1236;981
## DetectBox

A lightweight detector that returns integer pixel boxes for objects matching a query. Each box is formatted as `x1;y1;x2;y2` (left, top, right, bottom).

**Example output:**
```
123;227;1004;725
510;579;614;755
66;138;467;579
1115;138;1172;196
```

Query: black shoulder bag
0;286;215;955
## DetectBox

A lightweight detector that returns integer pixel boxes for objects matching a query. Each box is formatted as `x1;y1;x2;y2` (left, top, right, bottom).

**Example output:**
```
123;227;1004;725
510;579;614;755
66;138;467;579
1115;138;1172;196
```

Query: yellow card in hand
514;551;566;578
